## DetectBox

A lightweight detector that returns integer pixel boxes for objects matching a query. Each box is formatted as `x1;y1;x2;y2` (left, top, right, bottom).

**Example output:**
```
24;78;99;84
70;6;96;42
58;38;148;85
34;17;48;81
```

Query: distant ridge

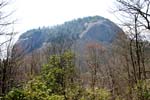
15;16;124;53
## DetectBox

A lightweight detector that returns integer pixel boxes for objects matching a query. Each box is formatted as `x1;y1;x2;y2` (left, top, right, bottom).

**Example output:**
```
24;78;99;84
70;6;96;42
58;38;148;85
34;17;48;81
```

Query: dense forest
0;0;150;100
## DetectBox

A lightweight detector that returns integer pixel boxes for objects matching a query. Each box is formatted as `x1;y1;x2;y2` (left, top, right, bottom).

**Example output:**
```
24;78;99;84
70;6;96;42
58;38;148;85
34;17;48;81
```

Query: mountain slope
16;16;124;53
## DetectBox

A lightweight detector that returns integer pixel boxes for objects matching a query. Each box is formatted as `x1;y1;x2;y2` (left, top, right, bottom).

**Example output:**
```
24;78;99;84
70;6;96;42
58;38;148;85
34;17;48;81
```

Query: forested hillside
15;16;123;53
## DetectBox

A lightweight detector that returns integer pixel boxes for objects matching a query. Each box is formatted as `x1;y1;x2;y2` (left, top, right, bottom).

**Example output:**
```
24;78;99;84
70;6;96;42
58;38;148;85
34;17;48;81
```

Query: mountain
15;16;124;53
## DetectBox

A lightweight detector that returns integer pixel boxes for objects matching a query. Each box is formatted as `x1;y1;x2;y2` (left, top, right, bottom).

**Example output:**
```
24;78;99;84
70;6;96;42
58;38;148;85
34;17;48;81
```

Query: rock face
79;20;123;43
15;16;124;53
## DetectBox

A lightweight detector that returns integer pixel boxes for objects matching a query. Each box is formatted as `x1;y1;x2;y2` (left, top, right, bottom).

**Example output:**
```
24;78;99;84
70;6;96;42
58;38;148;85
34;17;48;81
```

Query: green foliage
134;80;150;100
47;95;64;100
23;78;50;100
124;80;150;100
42;57;63;94
80;88;111;100
5;77;64;100
5;51;112;100
41;51;76;95
5;51;80;100
5;88;27;100
5;88;64;100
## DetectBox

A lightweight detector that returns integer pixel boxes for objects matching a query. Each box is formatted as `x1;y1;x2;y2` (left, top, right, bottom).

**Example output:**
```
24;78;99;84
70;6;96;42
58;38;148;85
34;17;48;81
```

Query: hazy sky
12;0;117;33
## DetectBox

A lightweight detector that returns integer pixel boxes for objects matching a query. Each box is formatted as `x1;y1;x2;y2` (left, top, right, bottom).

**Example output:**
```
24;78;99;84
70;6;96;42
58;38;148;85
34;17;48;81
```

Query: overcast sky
11;0;118;33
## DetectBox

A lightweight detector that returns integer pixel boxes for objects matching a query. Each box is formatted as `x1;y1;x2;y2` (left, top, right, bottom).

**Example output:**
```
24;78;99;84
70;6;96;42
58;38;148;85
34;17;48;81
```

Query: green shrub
47;95;64;100
134;80;150;100
81;88;111;100
5;88;27;100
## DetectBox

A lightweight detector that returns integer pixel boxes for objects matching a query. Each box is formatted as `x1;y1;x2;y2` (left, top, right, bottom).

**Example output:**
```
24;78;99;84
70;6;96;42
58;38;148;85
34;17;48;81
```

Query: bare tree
85;42;106;99
115;0;150;99
116;0;150;30
0;0;18;97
